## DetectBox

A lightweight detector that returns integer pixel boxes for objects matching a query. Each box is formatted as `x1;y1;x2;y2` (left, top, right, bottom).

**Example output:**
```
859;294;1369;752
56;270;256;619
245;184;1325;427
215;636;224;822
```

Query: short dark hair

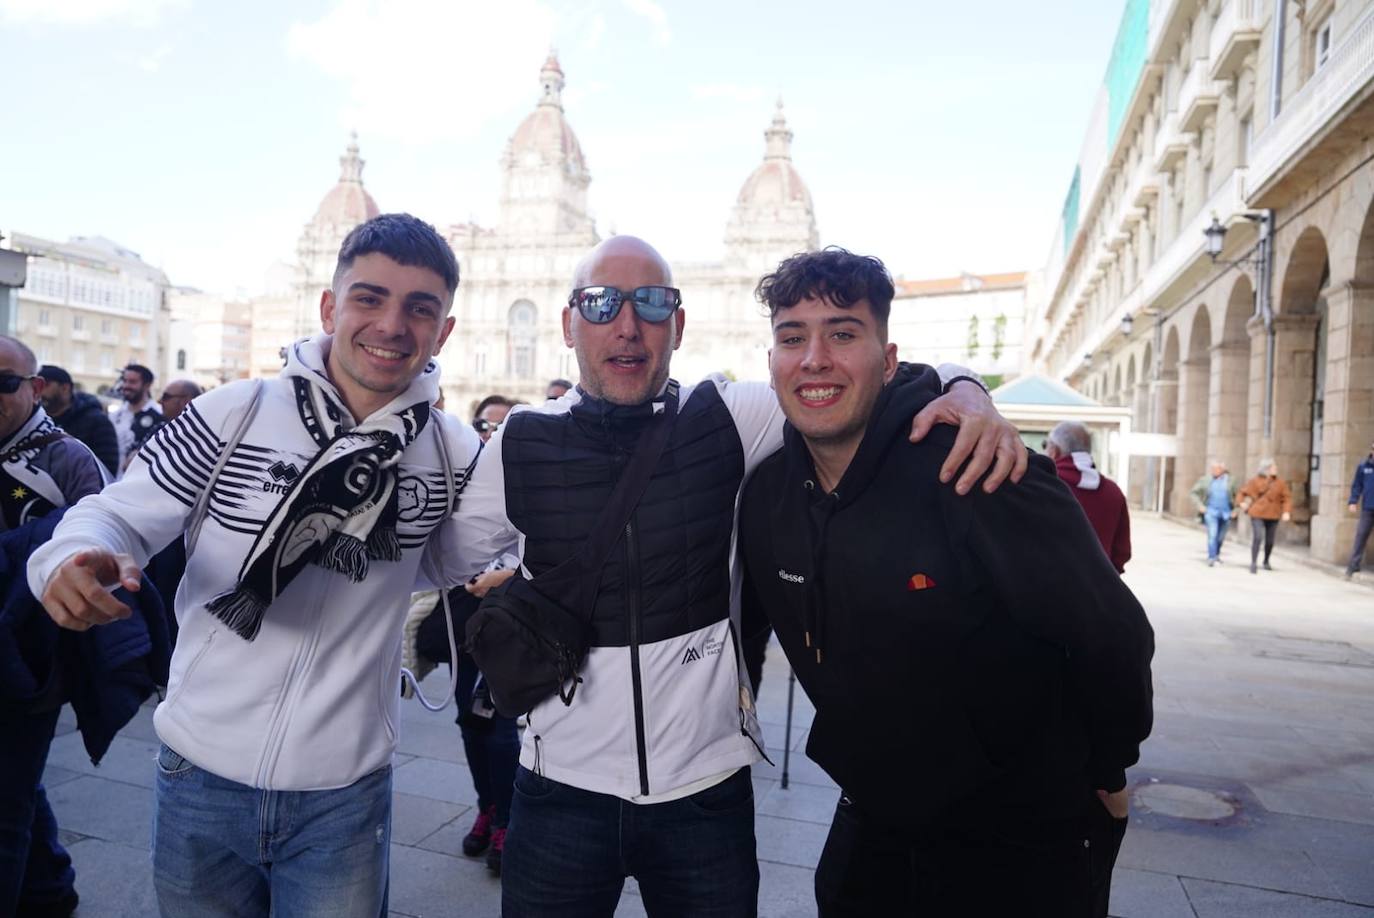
124;363;154;385
755;247;895;336
547;378;573;391
38;364;72;387
334;213;460;295
473;394;512;420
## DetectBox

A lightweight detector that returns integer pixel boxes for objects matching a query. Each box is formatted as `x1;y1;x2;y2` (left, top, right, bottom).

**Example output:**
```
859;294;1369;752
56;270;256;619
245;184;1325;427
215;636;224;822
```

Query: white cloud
287;0;557;144
620;0;669;44
581;12;605;51
137;42;171;71
691;83;765;104
0;0;183;26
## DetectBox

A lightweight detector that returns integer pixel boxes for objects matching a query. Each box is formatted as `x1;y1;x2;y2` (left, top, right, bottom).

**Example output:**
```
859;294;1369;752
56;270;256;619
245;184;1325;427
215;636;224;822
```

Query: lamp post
1203;210;1277;438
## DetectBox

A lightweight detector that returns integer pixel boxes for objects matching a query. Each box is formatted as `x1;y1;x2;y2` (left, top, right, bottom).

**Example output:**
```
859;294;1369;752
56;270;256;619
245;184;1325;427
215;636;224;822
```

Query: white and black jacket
29;338;486;791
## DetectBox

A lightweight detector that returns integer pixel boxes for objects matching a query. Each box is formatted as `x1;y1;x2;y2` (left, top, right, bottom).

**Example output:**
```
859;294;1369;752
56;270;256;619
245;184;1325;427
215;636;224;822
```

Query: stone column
1171;356;1211;518
1311;282;1374;563
1258;312;1322;541
1208;341;1251;481
1128;381;1152;506
1246;316;1268;475
1146;374;1179;512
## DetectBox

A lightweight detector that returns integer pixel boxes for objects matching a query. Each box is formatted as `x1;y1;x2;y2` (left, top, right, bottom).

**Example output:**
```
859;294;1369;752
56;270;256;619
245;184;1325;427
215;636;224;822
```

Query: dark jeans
453;654;519;827
0;706;75;914
503;766;759;918
1250;517;1279;566
1349;509;1374;574
814;790;1127;918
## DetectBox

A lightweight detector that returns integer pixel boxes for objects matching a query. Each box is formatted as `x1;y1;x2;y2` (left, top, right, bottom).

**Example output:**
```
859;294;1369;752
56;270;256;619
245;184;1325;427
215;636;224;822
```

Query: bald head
0;336;38;376
572;235;673;289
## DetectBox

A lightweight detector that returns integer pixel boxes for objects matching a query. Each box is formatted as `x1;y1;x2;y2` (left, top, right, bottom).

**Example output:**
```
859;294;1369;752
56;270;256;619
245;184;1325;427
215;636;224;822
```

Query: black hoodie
739;363;1154;829
52;391;119;477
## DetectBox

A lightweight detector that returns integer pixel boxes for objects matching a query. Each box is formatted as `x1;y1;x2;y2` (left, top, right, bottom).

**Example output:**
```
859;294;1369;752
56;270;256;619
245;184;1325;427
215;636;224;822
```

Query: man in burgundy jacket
1045;421;1131;574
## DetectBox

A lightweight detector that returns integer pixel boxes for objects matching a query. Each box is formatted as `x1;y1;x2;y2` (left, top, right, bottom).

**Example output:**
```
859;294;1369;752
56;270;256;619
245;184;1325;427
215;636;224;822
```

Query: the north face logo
681;647;702;665
268;461;301;483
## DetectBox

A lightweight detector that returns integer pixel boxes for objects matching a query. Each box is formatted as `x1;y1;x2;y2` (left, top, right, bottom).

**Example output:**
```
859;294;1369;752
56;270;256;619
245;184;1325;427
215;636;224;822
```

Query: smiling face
769;295;897;452
562;236;684;406
321;252;455;420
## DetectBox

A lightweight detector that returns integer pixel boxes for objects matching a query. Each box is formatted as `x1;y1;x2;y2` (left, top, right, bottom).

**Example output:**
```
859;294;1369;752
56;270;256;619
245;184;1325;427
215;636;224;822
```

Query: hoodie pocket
164;630;216;710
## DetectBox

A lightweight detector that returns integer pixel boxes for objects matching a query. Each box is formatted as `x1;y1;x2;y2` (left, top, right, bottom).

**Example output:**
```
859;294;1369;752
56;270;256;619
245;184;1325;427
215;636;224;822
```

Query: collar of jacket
568;380;680;432
779;362;942;509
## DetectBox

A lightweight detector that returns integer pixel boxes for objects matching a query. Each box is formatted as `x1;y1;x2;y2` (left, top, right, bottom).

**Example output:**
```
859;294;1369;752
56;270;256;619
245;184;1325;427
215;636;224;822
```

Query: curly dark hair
754;247;894;336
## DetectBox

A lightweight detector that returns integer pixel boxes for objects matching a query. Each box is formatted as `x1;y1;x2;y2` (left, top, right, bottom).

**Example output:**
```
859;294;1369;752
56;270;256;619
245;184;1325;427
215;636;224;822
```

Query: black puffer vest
500;381;745;647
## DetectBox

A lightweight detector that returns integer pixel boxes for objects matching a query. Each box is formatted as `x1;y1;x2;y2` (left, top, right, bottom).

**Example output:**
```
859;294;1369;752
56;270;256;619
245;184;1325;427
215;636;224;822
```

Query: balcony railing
1209;0;1263;82
1153;110;1190;172
1248;4;1374;194
1179;60;1223;132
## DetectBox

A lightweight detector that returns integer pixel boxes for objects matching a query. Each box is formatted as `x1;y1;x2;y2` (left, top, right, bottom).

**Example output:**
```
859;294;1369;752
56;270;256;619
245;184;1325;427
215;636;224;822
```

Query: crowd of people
2;211;1167;917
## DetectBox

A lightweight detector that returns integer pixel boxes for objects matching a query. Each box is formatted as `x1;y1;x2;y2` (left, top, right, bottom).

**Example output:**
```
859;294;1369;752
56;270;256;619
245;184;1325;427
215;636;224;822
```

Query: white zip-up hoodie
28;337;486;791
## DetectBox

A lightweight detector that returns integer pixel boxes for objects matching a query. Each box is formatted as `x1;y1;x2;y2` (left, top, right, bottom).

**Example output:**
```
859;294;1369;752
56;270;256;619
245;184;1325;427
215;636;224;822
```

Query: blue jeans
152;744;391;918
1348;508;1374;574
0;706;75;914
503;765;759;917
1205;509;1230;560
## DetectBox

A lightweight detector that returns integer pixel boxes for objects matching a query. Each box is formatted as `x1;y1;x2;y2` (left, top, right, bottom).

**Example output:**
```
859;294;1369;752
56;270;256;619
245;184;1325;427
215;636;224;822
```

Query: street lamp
1120;314;1134;336
1203;212;1268;268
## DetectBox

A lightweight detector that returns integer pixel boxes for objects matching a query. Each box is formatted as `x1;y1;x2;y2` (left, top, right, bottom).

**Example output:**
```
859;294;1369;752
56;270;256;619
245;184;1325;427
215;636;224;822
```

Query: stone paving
36;515;1374;916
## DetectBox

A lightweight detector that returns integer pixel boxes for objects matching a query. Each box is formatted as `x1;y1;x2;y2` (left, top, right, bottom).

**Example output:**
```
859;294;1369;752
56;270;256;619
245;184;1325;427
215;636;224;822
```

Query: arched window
508;300;538;380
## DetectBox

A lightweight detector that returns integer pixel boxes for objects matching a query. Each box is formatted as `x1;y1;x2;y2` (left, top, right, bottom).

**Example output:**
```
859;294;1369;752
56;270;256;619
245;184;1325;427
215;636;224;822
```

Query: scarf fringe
205;589;270;641
366;525;402;563
318;532;370;582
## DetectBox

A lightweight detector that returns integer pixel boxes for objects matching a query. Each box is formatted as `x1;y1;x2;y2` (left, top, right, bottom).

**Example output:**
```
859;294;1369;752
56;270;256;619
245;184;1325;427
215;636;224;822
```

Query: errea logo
778;569;805;584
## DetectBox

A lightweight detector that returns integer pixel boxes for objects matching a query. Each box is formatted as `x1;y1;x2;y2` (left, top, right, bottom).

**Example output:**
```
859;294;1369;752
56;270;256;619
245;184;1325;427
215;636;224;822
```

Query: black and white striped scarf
206;345;432;641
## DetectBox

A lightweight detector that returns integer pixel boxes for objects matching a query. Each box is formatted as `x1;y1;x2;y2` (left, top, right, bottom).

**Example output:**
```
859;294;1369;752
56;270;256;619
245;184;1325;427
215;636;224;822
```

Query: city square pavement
36;515;1374;916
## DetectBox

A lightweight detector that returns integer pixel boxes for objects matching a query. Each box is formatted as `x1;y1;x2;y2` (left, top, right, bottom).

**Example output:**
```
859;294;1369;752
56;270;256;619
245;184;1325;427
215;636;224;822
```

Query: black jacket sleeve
958;453;1154;793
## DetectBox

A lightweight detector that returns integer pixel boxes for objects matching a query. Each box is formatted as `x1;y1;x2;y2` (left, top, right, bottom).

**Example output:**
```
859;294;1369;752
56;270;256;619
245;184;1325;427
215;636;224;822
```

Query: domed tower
296;133;381;292
497;52;595;240
724;99;819;274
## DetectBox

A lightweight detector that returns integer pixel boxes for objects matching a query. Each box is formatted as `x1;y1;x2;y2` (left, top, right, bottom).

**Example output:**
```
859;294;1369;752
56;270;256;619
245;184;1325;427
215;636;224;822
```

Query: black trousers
814;791;1127;918
1250;517;1279;565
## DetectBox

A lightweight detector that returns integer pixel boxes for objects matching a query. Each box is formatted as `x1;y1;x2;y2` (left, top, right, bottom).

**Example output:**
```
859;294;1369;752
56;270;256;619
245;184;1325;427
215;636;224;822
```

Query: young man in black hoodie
738;248;1155;917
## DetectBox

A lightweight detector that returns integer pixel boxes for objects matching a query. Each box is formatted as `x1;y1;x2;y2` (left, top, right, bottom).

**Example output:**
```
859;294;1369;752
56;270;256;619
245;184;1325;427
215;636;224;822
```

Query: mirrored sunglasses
569;286;681;325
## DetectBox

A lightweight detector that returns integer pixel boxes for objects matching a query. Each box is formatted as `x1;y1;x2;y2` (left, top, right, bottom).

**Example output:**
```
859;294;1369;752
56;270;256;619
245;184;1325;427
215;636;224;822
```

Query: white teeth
362;345;405;360
799;387;839;400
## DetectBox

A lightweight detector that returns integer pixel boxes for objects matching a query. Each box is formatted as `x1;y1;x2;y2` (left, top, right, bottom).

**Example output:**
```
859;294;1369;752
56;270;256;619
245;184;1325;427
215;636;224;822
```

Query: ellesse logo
778;569;805;584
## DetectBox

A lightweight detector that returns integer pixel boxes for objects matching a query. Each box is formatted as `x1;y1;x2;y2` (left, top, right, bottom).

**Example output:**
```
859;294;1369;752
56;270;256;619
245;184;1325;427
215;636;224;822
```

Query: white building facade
2;232;170;396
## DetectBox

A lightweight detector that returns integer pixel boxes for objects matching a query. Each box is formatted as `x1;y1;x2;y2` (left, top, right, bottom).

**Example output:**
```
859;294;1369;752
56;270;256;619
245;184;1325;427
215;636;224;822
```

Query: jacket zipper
255;578;331;787
727;619;774;766
625;516;650;796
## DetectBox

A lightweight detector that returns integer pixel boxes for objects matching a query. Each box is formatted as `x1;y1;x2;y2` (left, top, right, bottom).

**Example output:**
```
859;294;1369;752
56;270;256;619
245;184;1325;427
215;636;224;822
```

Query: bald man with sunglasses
452;235;1029;918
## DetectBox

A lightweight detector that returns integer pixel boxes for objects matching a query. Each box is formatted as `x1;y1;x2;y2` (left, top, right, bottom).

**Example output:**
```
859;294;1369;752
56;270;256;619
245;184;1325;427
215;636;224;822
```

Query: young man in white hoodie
28;214;487;917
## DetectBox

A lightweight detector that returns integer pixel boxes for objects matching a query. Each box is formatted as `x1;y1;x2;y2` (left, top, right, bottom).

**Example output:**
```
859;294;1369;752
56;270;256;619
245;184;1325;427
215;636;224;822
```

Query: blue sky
2;0;1126;295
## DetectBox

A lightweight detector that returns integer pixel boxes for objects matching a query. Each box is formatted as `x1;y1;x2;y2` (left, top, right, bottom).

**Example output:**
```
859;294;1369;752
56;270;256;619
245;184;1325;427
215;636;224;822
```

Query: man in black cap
37;365;119;477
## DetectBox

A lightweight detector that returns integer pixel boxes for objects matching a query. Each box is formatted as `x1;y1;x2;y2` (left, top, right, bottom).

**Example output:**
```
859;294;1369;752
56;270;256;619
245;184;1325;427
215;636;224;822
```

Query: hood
781;362;943;508
66;391;108;418
1055;452;1101;491
282;334;441;426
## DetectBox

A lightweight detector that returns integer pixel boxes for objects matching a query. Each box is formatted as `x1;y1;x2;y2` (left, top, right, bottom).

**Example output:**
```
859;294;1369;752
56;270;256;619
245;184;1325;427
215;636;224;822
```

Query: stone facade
1026;0;1374;567
3;233;170;397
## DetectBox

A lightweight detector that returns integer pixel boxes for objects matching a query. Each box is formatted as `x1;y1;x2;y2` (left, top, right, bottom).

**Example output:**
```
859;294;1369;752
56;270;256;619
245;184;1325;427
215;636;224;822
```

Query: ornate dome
734;100;813;210
312;132;380;228
507;52;588;172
